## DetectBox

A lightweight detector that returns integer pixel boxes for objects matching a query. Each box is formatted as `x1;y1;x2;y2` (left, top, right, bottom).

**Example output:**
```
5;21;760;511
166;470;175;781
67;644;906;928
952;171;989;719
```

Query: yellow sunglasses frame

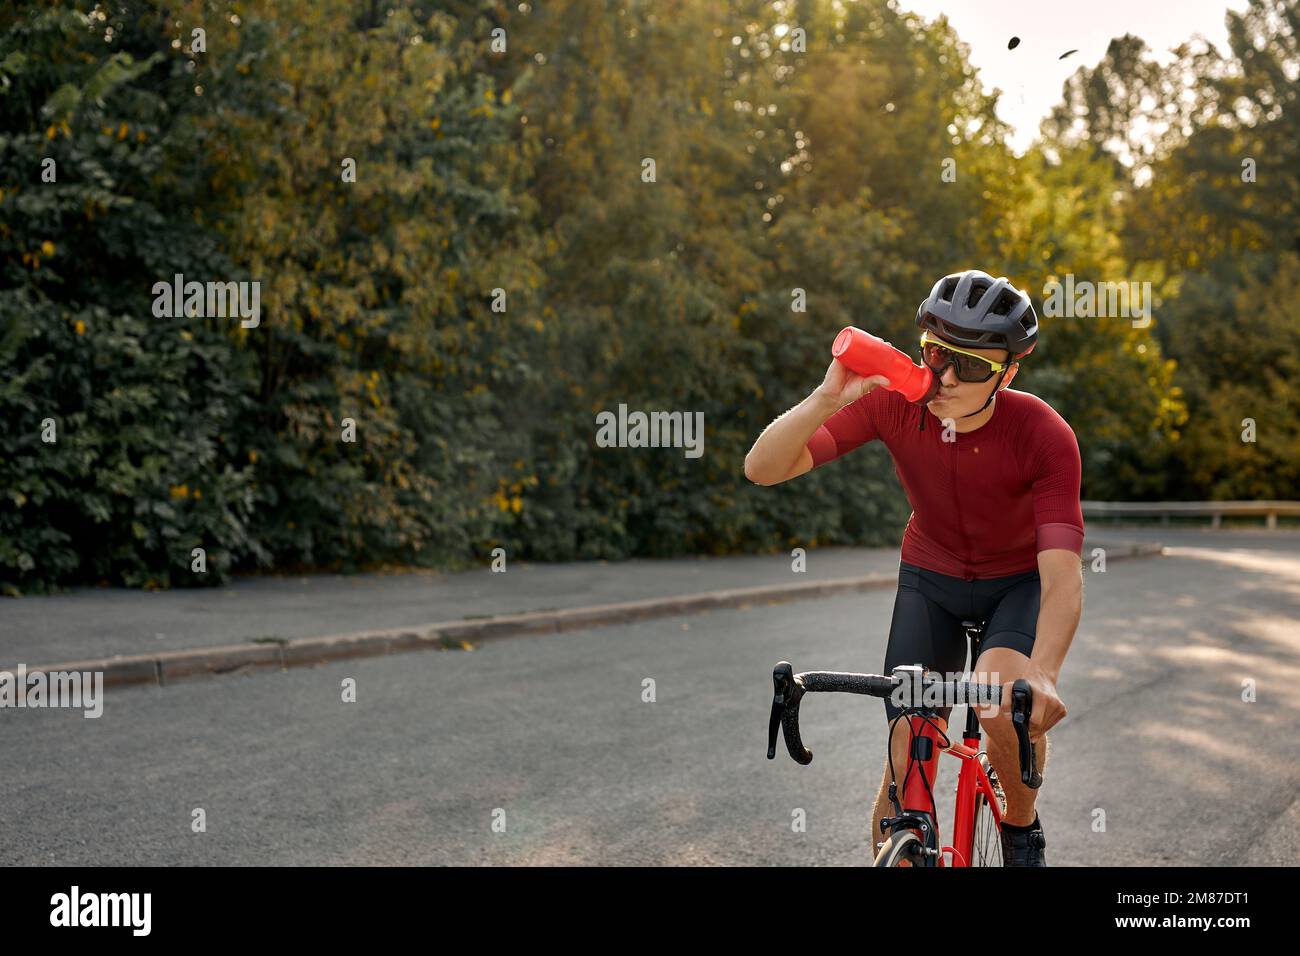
918;330;1014;377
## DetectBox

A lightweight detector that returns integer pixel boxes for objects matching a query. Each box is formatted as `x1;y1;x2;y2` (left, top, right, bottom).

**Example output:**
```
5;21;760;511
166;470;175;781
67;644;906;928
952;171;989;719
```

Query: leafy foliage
2;0;1297;592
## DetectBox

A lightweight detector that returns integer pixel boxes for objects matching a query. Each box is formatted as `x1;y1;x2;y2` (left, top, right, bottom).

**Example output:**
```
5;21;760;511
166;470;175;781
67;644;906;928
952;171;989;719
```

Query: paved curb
20;542;1165;691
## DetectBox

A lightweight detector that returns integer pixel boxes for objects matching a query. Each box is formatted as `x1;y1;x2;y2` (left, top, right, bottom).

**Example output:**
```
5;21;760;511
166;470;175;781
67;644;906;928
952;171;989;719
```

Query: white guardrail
1081;501;1300;529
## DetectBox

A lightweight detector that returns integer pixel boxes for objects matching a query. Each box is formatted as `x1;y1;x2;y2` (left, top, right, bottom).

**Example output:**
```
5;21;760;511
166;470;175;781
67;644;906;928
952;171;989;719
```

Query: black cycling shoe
999;813;1047;866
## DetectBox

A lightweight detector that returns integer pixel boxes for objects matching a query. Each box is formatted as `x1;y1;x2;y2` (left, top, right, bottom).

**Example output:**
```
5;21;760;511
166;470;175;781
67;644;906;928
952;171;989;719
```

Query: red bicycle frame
893;711;1004;866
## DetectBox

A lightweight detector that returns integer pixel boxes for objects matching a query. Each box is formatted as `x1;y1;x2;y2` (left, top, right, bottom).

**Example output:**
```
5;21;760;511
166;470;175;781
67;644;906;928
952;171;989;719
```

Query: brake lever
768;661;812;764
768;662;791;759
1009;678;1043;789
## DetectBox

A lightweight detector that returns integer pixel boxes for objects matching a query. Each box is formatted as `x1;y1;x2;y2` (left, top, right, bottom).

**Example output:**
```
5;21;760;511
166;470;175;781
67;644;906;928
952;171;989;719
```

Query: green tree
0;4;261;592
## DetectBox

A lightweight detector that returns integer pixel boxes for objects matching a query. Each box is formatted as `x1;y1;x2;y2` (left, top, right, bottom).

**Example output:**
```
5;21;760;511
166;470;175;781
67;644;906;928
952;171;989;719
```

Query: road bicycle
767;619;1042;867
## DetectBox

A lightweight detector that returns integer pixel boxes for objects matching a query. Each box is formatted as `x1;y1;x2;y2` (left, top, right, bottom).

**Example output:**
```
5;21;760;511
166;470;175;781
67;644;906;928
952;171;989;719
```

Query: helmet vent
940;277;959;301
993;289;1020;316
966;281;991;308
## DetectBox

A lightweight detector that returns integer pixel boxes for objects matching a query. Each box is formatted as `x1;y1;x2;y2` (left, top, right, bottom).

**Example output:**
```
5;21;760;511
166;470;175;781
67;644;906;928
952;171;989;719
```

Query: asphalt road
3;529;1297;865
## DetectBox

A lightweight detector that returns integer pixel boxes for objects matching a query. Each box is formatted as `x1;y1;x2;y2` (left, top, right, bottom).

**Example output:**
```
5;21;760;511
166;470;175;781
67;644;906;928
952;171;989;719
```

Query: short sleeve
1026;414;1085;555
806;390;884;468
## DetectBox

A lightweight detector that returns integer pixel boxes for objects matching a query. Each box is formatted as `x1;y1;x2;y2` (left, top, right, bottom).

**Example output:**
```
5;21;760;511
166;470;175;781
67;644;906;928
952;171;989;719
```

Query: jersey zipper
950;429;971;577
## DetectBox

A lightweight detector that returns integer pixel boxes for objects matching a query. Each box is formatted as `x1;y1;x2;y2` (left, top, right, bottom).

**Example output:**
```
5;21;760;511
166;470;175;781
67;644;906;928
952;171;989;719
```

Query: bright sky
899;0;1252;152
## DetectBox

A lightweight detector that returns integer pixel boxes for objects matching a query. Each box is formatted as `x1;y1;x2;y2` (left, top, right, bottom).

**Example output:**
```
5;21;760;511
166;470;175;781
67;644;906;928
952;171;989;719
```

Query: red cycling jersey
806;387;1084;579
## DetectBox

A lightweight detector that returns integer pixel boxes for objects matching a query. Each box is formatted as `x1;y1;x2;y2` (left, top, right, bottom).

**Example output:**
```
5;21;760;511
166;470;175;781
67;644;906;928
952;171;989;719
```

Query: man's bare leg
974;647;1049;826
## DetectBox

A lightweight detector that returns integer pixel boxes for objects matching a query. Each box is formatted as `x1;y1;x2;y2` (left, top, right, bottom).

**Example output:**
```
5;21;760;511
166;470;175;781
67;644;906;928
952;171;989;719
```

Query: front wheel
970;753;1006;866
873;829;927;867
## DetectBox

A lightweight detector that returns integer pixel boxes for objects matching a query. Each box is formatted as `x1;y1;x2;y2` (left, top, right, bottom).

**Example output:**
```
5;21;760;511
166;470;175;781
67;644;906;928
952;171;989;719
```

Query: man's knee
972;645;1034;742
975;702;1016;742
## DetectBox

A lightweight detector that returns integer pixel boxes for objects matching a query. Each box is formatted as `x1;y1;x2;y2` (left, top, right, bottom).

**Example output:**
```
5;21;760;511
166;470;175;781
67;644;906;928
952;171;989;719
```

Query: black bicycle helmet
915;269;1038;360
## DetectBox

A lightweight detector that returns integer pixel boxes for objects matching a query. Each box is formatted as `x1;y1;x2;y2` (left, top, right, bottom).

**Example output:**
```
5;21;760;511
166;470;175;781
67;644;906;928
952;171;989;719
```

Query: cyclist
743;269;1083;866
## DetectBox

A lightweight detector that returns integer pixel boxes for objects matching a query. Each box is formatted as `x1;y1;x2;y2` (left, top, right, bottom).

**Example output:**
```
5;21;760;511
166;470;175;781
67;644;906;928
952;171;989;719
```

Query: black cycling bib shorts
881;560;1040;724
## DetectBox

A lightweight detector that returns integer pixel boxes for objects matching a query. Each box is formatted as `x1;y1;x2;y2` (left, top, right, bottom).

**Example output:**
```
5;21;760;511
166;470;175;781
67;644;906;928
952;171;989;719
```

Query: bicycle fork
880;713;946;864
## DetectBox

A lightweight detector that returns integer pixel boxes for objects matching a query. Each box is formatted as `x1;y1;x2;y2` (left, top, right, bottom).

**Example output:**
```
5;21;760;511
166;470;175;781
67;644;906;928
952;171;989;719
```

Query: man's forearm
1030;579;1082;681
744;388;841;484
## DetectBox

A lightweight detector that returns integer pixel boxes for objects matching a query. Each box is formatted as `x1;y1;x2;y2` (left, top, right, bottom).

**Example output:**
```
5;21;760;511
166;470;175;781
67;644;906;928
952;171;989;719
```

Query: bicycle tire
970;753;1005;866
873;829;926;867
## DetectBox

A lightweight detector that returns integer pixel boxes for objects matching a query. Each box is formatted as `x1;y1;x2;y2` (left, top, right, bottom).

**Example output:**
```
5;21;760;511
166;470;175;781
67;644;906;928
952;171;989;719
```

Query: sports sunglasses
919;330;1012;383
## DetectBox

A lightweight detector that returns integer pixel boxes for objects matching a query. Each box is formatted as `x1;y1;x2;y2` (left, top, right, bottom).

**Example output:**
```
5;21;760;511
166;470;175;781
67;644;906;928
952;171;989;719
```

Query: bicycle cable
886;711;911;817
882;712;918;861
888;709;949;831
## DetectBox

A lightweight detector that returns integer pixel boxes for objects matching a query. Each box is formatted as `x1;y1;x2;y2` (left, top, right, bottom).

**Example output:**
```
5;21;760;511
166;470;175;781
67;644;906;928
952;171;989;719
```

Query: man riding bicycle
743;269;1084;866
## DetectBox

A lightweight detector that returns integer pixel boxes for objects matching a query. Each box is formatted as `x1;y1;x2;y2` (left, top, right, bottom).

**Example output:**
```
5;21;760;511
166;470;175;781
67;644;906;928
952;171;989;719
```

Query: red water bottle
831;327;940;404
